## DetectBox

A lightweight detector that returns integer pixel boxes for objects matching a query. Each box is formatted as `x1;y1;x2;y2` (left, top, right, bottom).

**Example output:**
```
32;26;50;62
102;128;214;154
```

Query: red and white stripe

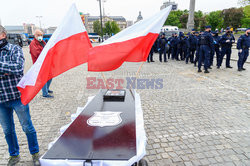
17;4;92;105
88;6;172;72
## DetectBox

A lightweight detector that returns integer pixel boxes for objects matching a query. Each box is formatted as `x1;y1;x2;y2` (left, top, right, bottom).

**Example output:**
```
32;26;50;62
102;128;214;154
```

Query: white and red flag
17;4;92;105
88;6;172;72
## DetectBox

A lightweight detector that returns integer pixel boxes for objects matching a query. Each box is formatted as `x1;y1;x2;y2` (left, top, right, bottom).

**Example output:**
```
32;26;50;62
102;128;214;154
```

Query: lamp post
36;16;43;29
97;0;104;42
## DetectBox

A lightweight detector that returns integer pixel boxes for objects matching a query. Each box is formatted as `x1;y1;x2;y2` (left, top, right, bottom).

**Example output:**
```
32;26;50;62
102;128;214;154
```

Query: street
0;46;249;166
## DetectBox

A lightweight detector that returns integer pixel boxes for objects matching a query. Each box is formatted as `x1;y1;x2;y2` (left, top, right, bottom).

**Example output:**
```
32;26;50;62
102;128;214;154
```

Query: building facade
160;0;178;11
83;15;127;33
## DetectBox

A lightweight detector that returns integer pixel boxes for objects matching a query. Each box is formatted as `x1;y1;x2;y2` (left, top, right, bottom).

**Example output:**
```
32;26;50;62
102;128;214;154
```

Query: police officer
177;32;185;60
218;27;235;68
147;45;155;63
168;33;175;59
237;28;250;71
158;33;168;62
183;34;190;63
198;26;214;73
211;30;221;68
171;33;178;60
194;31;202;67
186;29;197;64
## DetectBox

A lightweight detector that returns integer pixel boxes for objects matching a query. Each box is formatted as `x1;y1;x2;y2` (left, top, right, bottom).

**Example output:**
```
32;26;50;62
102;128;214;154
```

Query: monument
187;0;196;31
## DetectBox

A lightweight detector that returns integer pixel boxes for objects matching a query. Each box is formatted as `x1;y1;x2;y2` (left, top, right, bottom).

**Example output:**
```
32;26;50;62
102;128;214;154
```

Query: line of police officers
147;26;250;73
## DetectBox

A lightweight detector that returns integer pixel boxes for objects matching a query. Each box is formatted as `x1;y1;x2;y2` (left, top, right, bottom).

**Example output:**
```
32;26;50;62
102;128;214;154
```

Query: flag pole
129;61;145;99
101;72;109;89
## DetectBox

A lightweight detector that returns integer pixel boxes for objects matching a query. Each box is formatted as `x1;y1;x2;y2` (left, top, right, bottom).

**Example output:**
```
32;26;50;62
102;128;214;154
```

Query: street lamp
36;16;43;29
97;0;106;42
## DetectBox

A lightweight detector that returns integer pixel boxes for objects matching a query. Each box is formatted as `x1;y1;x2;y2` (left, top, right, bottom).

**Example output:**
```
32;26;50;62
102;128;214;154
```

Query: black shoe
176;59;180;61
198;69;202;72
147;61;150;63
48;90;53;94
217;66;220;69
186;62;188;64
194;64;197;67
208;67;212;69
8;155;20;166
204;70;210;73
151;60;155;62
242;68;246;70
164;61;168;62
32;153;41;166
43;94;54;98
226;66;233;68
238;68;242;71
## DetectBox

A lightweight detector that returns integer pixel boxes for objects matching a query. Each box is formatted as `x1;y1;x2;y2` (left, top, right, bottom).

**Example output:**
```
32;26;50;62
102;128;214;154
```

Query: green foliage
207;11;224;30
93;20;120;36
164;6;247;30
104;21;120;36
222;8;244;29
164;10;184;27
241;5;250;27
93;20;102;36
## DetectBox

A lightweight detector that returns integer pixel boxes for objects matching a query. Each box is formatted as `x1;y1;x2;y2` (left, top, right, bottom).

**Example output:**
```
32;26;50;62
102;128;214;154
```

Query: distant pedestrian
0;25;40;166
237;28;250;71
30;29;53;98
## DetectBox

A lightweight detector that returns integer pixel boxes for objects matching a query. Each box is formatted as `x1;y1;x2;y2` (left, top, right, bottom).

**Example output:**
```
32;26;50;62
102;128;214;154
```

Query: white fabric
17;3;86;88
40;92;147;166
100;6;172;46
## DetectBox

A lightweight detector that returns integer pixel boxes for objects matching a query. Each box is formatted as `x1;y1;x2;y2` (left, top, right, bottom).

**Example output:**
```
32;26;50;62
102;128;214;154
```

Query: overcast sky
0;0;239;28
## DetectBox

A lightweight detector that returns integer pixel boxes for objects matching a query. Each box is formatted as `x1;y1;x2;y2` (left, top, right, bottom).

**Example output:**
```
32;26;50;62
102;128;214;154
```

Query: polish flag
17;4;92;105
88;6;172;72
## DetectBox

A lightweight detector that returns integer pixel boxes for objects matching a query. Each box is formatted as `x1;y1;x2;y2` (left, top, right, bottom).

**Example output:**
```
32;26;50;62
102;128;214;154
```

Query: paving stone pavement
0;46;249;166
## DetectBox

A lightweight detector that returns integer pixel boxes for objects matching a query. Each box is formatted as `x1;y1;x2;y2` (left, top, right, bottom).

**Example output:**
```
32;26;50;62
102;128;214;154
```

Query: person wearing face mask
237;28;250;71
197;25;214;73
218;27;235;69
29;29;53;98
0;25;40;166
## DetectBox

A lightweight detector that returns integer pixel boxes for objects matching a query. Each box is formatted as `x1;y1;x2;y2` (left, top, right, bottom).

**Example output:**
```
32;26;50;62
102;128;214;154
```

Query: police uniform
167;34;175;59
218;27;235;68
237;30;250;71
171;34;179;60
186;30;197;63
158;34;168;62
211;31;221;67
198;26;214;73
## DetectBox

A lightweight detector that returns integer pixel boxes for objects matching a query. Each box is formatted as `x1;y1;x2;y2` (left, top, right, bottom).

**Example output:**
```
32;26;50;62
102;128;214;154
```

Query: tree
222;8;244;29
199;16;208;31
164;10;184;27
241;5;250;27
194;10;204;30
110;21;120;35
93;20;102;36
104;21;120;36
207;11;224;30
238;0;250;6
179;14;188;28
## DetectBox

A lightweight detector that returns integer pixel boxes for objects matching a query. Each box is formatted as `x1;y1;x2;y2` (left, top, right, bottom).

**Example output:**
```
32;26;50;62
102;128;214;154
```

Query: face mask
37;36;43;42
227;31;231;34
0;38;8;48
247;32;250;36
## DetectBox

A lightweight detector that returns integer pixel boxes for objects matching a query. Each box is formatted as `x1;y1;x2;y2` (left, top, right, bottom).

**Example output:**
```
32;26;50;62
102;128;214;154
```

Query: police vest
199;34;209;45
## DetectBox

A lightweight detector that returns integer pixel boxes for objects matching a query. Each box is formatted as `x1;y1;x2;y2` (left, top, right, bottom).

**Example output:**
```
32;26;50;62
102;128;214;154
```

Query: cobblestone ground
0;46;249;166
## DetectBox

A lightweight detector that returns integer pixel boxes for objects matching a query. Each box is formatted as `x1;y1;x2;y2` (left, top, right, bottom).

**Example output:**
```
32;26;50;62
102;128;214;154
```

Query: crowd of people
148;26;250;73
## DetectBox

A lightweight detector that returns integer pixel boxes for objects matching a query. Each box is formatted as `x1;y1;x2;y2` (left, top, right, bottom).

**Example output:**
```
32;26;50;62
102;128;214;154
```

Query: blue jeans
0;99;39;156
42;79;52;96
